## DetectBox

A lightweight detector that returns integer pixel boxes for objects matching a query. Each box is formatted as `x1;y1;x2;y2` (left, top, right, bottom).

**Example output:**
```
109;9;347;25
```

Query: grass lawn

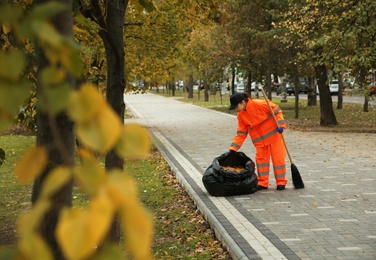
0;135;35;245
0;134;230;259
124;150;229;259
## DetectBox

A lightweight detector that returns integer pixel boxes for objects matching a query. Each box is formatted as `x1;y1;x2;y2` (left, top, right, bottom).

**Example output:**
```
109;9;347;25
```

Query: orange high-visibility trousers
255;137;287;188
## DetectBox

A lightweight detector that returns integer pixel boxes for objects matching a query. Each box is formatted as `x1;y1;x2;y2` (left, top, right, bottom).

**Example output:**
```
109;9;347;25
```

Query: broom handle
260;88;294;164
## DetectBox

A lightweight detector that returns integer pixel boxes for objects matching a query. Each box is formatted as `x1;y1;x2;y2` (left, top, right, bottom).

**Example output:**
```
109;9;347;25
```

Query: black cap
229;92;245;110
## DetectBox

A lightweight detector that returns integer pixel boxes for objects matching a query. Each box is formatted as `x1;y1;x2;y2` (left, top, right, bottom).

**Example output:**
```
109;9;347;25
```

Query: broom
260;88;305;189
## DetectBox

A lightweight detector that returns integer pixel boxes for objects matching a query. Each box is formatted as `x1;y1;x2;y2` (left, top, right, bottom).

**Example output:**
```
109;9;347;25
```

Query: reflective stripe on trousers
256;137;287;187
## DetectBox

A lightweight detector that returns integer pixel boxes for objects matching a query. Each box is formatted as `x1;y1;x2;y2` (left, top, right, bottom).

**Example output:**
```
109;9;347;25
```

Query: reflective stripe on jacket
229;98;286;150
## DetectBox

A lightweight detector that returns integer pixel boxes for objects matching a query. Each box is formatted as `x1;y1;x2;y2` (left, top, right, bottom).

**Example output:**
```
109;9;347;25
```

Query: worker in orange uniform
228;92;287;190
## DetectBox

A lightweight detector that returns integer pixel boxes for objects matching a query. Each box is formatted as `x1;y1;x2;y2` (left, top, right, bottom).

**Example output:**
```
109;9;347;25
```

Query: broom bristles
291;163;304;189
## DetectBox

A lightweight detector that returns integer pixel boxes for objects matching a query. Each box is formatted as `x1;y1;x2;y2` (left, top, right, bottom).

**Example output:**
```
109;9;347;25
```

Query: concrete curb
149;130;248;260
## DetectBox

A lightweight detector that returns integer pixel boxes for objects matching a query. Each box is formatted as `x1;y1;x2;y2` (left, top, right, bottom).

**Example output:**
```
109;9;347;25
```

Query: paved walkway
124;92;376;260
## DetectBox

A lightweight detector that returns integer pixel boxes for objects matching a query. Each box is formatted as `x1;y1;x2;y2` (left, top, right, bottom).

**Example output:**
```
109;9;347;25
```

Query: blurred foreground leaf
14;146;47;184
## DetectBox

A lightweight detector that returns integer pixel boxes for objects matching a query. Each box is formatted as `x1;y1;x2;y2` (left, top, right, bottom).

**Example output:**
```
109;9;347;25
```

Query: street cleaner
227;92;287;190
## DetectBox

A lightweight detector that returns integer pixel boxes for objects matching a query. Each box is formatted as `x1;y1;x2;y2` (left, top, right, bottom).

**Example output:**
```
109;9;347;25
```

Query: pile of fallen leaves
154;152;231;259
221;166;244;173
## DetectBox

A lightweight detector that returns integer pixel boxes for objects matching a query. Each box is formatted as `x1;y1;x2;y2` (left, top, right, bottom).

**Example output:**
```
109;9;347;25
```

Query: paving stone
124;93;376;260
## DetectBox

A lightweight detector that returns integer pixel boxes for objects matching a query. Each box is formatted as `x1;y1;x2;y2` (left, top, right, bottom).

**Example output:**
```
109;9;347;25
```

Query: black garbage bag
202;152;258;196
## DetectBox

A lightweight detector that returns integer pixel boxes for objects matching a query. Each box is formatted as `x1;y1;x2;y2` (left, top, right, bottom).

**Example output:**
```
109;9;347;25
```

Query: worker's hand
228;149;236;155
276;126;284;134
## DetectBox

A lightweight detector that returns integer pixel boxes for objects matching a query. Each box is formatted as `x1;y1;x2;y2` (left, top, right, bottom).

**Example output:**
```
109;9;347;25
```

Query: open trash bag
202;152;258;196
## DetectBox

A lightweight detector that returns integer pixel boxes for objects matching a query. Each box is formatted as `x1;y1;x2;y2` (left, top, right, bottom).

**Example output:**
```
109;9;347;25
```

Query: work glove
228;149;236;155
276;126;284;134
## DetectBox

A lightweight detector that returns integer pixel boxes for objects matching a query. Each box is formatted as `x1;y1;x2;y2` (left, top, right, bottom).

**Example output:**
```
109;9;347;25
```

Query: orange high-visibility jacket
229;98;286;150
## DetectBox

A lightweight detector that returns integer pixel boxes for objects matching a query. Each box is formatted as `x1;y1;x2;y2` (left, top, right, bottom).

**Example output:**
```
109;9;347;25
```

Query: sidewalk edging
149;130;248;260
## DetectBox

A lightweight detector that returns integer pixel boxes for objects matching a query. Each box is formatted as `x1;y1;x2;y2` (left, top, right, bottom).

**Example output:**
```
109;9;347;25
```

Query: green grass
124;150;229;259
0;135;35;245
0;135;229;259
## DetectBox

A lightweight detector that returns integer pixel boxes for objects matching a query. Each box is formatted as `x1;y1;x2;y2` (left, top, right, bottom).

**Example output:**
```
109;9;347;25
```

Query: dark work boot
277;185;285;191
257;185;268;191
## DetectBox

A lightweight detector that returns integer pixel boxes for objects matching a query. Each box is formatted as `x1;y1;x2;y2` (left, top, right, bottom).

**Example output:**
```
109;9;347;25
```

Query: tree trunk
171;76;176;96
337;73;343;109
314;55;337;126
188;74;193;98
204;80;209;101
246;71;252;96
230;68;235;94
32;0;75;258
359;66;369;112
363;95;369;112
292;62;300;119
102;3;127;164
98;0;129;242
267;53;272;100
231;69;235;94
307;76;317;106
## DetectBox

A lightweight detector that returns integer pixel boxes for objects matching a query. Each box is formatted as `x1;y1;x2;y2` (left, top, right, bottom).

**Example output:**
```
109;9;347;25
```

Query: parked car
285;82;309;95
251;82;256;91
251;82;263;92
329;80;339;95
300;81;309;94
236;82;245;93
286;83;295;95
270;82;282;95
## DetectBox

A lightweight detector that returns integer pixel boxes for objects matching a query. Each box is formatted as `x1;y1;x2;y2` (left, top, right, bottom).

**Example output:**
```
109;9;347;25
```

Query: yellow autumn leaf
67;84;105;123
33;21;62;48
87;191;115;243
120;200;153;260
105;171;138;207
115;123;151;159
18;233;53;260
41;67;66;85
129;0;144;12
73;153;106;196
88;244;123;259
2;24;11;34
59;41;84;77
76;104;122;154
0;78;30;114
14;146;47;184
73;24;86;34
77;148;93;159
40;167;72;199
41;42;59;66
37;82;71;115
56;208;95;260
18;199;50;235
0;51;25;81
57;192;115;260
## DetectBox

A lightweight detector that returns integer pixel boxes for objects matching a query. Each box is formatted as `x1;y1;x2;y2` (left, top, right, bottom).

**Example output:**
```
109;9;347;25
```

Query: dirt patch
1;124;35;136
0;223;17;246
